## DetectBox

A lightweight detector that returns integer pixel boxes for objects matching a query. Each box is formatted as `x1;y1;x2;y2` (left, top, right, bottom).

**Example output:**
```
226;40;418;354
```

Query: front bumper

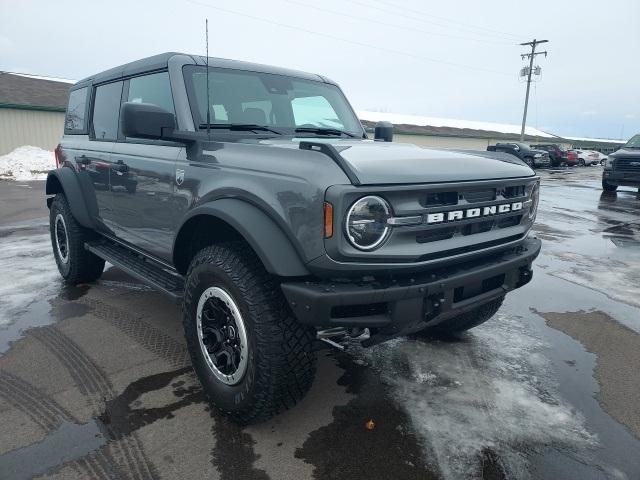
603;170;640;187
282;237;541;339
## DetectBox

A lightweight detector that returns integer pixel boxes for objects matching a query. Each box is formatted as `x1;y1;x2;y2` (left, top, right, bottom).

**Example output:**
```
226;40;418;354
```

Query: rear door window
127;72;175;114
65;87;88;133
92;81;123;141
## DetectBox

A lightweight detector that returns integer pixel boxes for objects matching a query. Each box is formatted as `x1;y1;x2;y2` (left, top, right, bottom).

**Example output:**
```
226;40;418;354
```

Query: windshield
183;65;363;137
624;134;640;148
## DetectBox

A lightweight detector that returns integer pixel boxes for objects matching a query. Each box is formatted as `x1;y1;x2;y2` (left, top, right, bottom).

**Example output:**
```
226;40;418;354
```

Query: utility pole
519;39;548;141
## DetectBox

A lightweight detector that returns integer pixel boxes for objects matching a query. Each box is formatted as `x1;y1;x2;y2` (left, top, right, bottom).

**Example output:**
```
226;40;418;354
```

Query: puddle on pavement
0;419;106;480
99;366;203;439
296;351;437;480
524;310;640;479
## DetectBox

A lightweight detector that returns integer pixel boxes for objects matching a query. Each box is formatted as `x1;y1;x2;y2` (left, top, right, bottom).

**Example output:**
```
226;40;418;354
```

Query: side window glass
65;87;88;132
292;96;344;129
127;72;175;114
92;81;123;141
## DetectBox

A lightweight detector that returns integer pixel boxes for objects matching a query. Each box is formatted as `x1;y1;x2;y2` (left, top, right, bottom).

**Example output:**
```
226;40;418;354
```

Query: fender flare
175;199;310;277
46;168;96;229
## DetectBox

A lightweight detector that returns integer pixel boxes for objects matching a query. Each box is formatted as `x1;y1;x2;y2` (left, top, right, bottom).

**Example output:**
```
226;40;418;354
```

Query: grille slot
615;158;640;173
461;220;494;236
422;191;458;207
416;227;456;244
463;189;495;203
502;185;525;198
497;215;522;228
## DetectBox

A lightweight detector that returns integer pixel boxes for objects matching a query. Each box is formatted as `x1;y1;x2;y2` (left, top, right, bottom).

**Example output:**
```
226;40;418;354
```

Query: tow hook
316;327;371;351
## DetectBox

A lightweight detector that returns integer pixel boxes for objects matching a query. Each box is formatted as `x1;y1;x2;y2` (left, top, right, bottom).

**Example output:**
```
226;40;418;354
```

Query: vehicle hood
261;138;535;185
610;147;640;159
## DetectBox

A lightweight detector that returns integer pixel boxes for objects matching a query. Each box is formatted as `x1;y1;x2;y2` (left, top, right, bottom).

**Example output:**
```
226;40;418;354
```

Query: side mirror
121;102;176;140
374;121;393;142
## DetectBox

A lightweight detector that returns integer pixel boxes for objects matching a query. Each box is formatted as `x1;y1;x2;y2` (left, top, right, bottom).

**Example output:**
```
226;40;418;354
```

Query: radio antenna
205;18;211;140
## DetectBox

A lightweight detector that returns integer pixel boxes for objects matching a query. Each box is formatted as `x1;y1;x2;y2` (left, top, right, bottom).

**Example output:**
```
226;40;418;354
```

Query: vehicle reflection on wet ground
0;168;639;480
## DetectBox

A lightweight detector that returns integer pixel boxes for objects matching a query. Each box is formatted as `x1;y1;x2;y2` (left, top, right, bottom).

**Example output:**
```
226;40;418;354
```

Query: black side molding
299;141;361;186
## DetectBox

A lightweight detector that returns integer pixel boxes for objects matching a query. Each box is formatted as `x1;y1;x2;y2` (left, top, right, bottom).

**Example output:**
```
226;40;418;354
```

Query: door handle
112;160;129;173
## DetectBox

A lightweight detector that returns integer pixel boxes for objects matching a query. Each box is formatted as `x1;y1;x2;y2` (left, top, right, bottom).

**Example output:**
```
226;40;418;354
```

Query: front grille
614;158;640;173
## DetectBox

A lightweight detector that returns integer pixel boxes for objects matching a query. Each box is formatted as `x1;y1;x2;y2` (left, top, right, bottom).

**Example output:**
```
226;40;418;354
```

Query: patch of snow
357;110;557;139
357;313;597;479
0;146;56;181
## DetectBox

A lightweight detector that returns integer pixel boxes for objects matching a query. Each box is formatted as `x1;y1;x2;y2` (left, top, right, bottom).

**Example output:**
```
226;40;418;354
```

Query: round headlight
529;183;539;220
345;196;391;250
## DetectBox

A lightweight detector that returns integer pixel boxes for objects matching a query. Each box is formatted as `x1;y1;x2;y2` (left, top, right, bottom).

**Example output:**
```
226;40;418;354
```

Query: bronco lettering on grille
426;202;523;224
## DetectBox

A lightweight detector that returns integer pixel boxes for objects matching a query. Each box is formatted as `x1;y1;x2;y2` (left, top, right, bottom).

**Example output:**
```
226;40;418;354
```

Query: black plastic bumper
603;170;640;187
282;237;541;336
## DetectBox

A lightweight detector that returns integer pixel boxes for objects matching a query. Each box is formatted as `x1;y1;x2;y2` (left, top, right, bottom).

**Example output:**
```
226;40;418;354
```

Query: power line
371;0;522;39
346;0;521;41
519;39;548;140
282;0;513;46
184;0;512;76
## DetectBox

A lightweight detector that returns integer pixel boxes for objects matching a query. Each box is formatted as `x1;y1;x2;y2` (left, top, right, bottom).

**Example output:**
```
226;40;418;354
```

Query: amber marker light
324;202;334;238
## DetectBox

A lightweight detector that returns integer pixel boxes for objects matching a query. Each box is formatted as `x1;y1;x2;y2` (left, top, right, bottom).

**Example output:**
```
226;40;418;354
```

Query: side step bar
85;240;184;303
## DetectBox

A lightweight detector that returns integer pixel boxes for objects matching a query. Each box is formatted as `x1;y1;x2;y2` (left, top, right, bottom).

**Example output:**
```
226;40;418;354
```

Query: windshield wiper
199;123;283;135
294;127;356;138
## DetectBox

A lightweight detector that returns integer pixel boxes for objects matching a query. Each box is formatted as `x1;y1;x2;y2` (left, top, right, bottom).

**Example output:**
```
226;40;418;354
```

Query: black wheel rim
54;214;69;264
196;287;248;385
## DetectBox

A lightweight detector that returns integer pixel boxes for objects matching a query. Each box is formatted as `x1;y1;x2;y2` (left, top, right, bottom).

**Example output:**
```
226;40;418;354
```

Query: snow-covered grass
0;146;56;181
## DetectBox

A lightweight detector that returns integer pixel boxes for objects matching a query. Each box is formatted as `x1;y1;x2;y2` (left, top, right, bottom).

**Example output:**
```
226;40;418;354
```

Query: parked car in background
530;144;567;167
573;149;600;166
593;151;609;165
602;134;640;192
566;150;579;166
487;142;551;168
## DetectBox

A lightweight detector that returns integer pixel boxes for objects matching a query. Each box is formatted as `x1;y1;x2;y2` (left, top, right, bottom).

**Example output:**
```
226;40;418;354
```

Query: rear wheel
49;194;105;284
578;159;586;166
523;156;534;168
602;178;618;192
182;242;316;424
417;296;504;335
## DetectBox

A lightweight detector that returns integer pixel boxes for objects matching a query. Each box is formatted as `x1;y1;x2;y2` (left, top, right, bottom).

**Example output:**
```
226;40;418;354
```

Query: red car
566;150;579;166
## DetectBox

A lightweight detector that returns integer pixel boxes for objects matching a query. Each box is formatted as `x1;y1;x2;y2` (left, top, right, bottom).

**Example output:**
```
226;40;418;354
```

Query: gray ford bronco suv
47;52;541;424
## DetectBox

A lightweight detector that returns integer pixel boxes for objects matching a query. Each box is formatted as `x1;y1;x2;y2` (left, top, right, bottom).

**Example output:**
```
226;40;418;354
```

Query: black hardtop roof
74;52;330;88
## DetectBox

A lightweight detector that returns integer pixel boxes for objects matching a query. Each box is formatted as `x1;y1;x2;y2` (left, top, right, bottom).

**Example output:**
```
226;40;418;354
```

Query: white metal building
0;73;71;155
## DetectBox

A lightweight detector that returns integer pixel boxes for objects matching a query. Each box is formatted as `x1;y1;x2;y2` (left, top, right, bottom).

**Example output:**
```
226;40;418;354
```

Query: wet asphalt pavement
1;167;640;480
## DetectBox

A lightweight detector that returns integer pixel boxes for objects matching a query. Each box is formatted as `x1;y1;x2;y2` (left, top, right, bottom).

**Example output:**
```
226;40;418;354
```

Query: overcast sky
1;0;638;139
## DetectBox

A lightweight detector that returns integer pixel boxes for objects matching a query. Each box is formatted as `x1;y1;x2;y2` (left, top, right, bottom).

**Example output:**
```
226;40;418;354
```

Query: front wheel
49;194;105;284
523;156;534;168
602;178;618;192
182;243;316;425
416;296;504;335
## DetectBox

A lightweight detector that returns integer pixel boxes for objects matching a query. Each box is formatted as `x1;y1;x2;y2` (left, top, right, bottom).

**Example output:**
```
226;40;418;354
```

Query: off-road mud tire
49;193;105;284
182;242;316;425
